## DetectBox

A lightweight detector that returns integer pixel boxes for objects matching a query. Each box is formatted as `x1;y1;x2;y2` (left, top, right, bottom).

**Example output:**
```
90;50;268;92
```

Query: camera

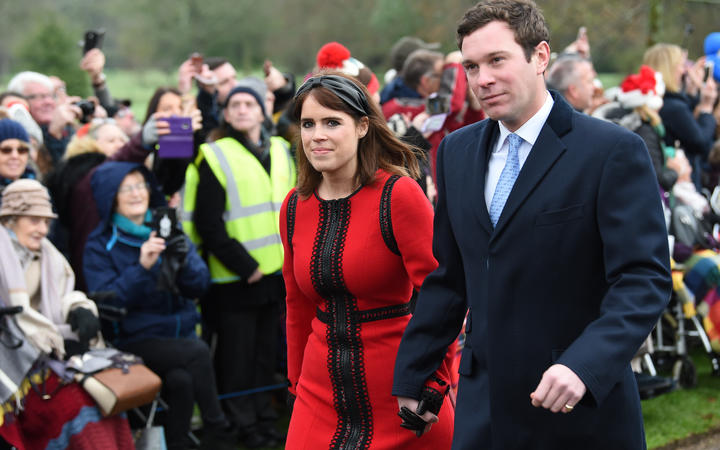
82;29;105;54
73;100;96;123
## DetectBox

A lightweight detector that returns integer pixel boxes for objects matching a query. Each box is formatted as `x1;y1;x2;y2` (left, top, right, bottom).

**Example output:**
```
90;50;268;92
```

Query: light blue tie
489;133;523;227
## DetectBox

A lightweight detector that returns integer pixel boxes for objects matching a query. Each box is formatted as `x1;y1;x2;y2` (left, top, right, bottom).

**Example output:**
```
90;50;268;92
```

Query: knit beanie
0;179;57;219
224;77;268;118
617;65;665;111
0;119;30;143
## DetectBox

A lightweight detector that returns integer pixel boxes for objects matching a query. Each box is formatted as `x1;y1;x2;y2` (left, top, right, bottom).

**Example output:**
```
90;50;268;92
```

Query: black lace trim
379;175;401;255
310;198;373;450
316;301;411;325
420;386;445;416
286;191;298;246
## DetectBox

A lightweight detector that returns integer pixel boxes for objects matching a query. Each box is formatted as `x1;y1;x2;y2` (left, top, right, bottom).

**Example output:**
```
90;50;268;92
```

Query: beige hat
0;179;57;219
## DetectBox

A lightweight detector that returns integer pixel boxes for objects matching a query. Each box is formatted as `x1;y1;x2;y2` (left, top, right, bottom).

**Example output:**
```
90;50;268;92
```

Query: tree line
1;0;719;96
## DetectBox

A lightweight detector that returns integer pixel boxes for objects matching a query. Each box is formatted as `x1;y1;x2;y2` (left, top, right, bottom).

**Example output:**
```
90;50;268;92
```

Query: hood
90;161;166;226
379;76;421;105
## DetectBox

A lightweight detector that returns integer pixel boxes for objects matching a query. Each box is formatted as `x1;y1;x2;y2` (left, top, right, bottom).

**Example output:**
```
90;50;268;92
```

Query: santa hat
617;65;665;111
316;42;380;95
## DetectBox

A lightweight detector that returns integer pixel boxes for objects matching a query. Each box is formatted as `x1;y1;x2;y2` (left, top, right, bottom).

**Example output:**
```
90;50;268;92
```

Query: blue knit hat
0;119;29;143
224;77;267;117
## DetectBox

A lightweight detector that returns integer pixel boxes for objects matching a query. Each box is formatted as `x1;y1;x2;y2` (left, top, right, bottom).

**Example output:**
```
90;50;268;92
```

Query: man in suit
392;1;672;449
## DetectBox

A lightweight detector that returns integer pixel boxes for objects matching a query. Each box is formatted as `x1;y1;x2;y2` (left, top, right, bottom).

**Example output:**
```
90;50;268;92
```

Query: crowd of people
0;0;719;448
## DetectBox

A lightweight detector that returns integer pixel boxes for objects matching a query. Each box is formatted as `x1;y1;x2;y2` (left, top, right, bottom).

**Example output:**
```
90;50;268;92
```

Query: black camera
73;100;96;124
82;29;105;54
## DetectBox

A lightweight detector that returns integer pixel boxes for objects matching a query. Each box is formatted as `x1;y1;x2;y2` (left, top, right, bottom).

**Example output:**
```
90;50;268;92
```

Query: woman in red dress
280;72;454;449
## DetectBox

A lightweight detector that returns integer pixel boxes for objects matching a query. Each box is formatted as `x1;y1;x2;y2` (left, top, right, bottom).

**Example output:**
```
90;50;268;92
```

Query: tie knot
507;133;523;153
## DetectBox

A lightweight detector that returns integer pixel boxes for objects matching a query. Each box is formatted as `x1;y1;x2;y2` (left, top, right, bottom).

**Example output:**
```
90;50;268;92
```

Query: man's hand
397;396;438;436
264;60;287;92
48;102;82;139
530;364;586;413
80;49;106;85
247;268;263;284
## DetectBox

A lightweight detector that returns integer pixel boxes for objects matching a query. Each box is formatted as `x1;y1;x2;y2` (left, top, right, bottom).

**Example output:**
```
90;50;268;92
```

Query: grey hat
390;37;441;72
224;77;268;117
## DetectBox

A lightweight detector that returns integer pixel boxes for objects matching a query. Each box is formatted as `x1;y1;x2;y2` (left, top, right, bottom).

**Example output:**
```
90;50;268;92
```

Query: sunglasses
0;145;30;155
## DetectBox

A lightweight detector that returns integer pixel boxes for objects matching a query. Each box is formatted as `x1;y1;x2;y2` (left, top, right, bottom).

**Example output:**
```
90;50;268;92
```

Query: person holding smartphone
644;44;717;190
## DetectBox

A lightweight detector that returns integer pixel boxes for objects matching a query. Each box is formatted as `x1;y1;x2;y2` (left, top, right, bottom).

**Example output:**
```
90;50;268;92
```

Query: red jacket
382;62;484;180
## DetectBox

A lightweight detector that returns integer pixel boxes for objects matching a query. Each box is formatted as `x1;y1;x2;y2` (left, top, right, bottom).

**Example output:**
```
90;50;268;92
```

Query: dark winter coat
83;162;209;347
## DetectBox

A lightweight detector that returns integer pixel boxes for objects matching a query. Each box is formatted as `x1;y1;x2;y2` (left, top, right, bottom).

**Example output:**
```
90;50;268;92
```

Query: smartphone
426;94;449;116
82;29;105;54
150;207;178;240
704;60;714;83
157;116;193;159
190;52;204;72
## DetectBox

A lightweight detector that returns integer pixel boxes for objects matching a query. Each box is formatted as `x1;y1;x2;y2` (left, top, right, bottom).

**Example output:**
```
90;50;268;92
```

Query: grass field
643;347;720;449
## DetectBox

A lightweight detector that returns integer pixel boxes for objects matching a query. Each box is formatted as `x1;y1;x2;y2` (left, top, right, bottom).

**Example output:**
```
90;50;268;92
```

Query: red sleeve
439;62;468;117
279;190;316;396
390;177;437;289
391;177;458;410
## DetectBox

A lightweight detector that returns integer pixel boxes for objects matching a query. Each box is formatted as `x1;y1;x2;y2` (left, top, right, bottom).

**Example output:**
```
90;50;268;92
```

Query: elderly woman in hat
0;178;101;359
0;179;137;450
0;118;36;196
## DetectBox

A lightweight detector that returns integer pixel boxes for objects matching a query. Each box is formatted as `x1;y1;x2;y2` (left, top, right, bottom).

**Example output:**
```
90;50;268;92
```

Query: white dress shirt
484;92;555;211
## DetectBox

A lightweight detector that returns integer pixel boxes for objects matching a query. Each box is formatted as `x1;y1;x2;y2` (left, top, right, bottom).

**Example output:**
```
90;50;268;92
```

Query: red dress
280;171;454;449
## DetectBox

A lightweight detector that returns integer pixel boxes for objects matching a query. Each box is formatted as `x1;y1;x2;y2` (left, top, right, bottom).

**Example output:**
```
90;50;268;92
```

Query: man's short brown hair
456;0;550;62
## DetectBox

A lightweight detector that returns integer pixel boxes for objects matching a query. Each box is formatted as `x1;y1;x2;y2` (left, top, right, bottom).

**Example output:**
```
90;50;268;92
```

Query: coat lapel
492;92;573;238
470;121;498;236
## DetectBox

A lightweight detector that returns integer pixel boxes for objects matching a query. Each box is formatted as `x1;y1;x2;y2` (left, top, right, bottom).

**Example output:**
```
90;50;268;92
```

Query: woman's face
115;171;149;224
156;92;182;116
299;94;368;181
95;123;128;157
11;215;50;251
0;138;29;180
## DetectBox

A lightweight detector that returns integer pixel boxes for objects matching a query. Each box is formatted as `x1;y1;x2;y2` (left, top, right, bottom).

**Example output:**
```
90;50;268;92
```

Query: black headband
294;75;371;117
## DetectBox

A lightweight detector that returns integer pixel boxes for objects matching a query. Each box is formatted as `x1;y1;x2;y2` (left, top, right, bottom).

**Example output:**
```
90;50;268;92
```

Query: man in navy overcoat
392;1;672;449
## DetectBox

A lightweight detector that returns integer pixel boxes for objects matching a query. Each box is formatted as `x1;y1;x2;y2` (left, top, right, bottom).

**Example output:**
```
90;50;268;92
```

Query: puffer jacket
83;161;209;347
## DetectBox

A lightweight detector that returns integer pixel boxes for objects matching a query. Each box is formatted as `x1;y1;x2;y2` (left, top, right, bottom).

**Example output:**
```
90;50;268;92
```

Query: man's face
568;61;596;111
223;92;264;137
23;82;56;125
214;62;238;105
461;21;549;131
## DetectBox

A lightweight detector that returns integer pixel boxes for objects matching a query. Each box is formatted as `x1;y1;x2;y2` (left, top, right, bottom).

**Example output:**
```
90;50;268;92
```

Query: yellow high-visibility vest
181;136;295;283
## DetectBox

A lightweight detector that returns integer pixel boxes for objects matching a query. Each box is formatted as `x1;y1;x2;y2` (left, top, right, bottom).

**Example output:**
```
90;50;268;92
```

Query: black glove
68;307;100;344
398;406;428;437
156;234;190;294
165;234;190;265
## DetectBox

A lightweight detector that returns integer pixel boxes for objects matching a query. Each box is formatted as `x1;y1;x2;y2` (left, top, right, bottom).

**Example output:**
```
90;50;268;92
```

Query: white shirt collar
494;91;554;152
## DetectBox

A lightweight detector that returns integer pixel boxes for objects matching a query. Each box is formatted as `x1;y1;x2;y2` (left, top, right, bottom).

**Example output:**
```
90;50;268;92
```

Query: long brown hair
292;71;419;198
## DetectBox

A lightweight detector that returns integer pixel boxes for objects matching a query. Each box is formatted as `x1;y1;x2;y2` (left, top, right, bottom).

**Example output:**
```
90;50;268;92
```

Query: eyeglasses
25;93;55;102
0;144;30;155
117;182;149;195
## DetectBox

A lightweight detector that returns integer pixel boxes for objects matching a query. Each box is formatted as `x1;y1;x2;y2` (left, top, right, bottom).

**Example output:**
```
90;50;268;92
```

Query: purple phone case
158;117;193;158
